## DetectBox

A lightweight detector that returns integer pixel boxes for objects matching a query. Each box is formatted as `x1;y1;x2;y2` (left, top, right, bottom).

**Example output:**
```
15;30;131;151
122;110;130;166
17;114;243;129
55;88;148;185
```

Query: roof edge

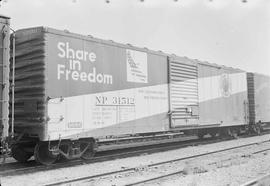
0;14;10;19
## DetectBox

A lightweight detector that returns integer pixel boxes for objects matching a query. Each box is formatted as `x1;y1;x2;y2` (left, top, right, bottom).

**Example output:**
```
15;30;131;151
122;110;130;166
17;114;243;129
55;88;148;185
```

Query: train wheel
257;126;262;135
11;144;32;163
221;128;238;139
34;142;58;165
221;128;230;138
198;130;205;139
209;130;217;138
80;141;95;160
253;124;262;135
230;128;239;139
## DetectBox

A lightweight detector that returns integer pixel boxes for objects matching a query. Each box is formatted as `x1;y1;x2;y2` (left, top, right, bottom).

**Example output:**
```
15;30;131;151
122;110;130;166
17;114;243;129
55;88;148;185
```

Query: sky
1;0;270;75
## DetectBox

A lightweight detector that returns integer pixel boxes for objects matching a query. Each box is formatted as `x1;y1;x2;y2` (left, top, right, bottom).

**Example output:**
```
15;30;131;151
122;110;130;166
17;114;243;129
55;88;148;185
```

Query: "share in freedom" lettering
57;42;113;84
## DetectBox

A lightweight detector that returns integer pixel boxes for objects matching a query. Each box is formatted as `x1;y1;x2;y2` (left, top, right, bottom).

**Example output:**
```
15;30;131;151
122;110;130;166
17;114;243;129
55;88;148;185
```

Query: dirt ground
139;145;270;186
1;134;270;186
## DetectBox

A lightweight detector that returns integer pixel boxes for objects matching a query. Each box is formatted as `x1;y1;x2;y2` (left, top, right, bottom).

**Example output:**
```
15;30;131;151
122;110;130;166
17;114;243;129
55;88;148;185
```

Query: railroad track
241;174;270;186
126;146;270;186
0;135;226;176
43;135;270;186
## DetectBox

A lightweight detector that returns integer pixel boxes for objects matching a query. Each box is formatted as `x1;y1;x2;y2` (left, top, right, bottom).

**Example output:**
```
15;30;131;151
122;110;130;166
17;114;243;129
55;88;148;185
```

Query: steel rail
1;135;230;177
0;137;207;176
241;173;270;186
126;147;270;186
44;138;270;186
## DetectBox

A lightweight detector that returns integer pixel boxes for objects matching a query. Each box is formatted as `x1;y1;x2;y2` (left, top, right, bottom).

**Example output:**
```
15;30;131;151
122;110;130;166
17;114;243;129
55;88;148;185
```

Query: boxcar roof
15;26;245;72
0;15;10;19
251;72;270;78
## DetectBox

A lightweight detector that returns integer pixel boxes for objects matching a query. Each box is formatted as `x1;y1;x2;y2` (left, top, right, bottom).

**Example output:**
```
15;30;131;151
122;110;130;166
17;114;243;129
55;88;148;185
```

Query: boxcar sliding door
168;57;199;128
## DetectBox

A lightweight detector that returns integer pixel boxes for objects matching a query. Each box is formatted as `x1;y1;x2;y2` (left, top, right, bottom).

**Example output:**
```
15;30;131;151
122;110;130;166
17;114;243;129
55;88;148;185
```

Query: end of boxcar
0;15;11;160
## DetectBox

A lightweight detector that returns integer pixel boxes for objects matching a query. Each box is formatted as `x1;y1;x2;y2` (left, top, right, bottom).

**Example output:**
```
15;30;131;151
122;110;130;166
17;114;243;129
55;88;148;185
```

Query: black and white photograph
0;0;270;185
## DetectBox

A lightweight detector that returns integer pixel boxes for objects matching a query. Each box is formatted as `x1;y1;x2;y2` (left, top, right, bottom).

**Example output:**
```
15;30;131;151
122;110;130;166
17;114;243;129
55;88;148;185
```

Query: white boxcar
12;27;251;164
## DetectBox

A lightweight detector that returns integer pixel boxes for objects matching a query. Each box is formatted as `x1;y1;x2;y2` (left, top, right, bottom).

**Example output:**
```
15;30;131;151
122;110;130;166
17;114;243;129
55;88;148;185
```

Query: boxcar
10;26;252;164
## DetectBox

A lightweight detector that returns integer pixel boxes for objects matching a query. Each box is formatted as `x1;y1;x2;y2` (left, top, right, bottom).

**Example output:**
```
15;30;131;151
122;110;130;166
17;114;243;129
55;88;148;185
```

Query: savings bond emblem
220;73;231;97
126;49;148;83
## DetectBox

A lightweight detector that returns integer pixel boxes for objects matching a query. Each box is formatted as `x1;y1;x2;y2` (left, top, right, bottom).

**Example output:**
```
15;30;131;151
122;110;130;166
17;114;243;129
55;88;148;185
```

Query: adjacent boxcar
0;15;10;143
247;72;270;130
